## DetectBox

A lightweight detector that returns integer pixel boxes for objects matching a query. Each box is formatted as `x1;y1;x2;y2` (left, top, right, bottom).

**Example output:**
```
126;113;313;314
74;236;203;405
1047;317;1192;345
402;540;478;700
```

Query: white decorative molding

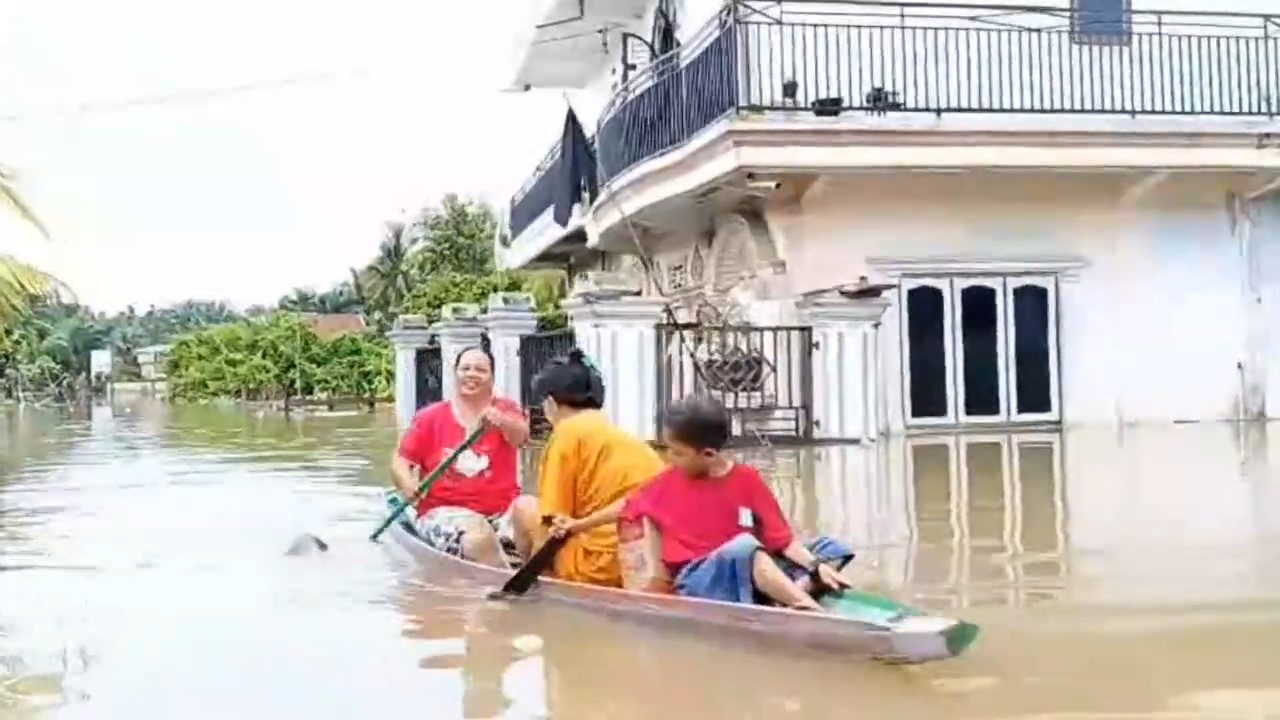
562;295;669;325
570;270;643;300
799;296;892;325
866;254;1089;281
387;315;433;348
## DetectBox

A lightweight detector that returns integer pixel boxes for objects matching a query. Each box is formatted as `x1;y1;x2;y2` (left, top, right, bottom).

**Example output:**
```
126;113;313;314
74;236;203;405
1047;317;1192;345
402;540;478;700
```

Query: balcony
504;0;1280;259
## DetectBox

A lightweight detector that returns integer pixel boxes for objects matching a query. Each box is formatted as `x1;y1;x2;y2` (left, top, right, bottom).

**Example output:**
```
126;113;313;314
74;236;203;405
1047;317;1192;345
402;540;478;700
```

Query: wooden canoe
381;494;979;665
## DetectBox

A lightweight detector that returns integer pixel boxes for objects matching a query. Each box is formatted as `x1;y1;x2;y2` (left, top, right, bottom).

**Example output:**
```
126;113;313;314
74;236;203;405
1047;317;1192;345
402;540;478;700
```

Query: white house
136;344;171;381
495;0;1280;440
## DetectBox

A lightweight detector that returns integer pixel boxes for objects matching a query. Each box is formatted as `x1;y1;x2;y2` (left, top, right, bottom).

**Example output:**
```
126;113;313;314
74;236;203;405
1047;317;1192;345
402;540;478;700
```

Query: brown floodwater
2;402;1280;719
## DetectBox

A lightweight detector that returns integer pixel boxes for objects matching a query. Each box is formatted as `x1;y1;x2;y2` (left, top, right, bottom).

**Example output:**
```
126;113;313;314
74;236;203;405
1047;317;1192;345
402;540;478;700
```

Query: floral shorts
411;504;519;562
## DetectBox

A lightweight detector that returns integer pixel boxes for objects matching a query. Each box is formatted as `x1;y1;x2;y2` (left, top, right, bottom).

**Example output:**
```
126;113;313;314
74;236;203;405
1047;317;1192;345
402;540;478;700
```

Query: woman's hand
481;405;513;428
483;403;531;447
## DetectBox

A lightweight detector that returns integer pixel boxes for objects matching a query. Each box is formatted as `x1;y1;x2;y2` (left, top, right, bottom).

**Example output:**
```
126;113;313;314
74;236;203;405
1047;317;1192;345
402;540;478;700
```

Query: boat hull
382;496;978;664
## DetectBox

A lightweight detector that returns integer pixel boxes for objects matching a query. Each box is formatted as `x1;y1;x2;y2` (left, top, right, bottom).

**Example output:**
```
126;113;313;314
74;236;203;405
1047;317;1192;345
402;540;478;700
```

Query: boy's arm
746;468;798;554
778;539;820;571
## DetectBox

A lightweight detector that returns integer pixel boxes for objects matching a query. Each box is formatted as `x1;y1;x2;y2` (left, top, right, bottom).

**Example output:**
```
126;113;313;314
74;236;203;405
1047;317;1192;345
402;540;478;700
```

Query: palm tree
1;165;61;321
364;221;415;317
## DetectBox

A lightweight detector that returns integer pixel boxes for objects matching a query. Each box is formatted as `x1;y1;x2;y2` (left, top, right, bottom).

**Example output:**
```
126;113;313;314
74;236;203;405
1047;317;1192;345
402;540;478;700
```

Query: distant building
136;344;171;380
90;348;113;378
302;313;367;340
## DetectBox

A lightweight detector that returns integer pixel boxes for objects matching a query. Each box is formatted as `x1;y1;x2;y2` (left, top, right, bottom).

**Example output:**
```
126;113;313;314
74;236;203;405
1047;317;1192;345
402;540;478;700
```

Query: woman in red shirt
391;345;533;566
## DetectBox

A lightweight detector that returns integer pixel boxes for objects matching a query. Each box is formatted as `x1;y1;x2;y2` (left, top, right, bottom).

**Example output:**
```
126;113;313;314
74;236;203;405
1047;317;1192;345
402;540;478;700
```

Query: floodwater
2;403;1280;719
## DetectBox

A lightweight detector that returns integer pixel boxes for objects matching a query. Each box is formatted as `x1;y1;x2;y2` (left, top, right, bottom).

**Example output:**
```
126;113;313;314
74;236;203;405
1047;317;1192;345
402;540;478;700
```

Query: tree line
1;194;567;405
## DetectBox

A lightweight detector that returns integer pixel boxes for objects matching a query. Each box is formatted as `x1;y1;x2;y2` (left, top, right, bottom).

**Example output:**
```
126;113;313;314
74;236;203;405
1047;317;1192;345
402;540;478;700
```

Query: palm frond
0;255;63;322
0;165;50;240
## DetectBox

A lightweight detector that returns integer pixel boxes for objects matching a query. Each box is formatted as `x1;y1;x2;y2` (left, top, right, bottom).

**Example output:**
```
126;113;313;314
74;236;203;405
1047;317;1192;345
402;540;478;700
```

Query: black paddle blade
285;533;330;556
494;533;570;598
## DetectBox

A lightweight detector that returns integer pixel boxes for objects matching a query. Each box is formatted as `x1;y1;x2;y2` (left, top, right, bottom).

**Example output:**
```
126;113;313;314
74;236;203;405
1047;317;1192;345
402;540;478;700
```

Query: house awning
507;0;653;90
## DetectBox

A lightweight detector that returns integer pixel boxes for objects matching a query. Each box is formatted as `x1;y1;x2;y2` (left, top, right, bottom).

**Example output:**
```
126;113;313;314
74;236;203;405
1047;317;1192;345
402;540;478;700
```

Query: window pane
1012;284;1052;415
907;285;949;419
960;284;1001;417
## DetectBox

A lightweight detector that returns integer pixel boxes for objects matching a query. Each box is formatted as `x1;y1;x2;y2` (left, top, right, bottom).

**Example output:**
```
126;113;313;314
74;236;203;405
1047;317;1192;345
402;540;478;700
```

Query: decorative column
800;294;892;442
563;293;667;441
433;303;486;401
481;292;540;406
387;314;434;429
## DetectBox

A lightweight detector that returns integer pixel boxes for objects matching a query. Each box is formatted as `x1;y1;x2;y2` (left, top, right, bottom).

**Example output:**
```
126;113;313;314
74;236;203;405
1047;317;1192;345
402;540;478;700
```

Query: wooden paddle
369;420;488;542
486;518;569;600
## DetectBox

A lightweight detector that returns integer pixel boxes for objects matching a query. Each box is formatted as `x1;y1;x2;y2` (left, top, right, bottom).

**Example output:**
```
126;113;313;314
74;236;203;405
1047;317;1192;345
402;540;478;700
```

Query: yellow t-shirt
538;409;665;587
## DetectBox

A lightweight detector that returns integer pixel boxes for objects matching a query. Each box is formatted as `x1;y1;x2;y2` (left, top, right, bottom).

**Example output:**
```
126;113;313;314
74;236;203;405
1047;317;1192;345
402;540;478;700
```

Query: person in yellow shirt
512;349;665;587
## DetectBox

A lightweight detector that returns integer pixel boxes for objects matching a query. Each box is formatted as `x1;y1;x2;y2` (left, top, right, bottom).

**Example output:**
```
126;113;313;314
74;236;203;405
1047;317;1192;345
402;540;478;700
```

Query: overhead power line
0;67;371;122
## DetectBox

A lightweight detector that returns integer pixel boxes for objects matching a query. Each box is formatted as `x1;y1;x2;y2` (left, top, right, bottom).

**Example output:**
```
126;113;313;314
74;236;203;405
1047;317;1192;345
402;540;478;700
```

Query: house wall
768;172;1280;427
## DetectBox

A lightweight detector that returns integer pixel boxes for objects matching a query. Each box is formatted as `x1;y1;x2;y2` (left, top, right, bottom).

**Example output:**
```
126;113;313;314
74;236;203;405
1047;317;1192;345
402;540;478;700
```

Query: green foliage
408;194;499;278
0;302;110;401
401;271;524;324
2;191;569;406
165;312;392;402
523;270;569;331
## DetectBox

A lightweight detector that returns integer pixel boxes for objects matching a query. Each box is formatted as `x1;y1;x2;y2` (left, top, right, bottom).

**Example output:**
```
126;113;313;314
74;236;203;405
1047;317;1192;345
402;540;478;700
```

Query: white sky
0;0;572;312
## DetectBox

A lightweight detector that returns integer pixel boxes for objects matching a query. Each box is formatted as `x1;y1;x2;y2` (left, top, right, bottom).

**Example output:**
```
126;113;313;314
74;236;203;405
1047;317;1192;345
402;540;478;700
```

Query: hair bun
567;348;585;364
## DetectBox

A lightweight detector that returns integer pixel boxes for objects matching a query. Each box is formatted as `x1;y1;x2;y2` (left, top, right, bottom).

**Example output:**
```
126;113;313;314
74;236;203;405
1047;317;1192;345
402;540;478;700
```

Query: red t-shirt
397;399;523;517
620;463;794;571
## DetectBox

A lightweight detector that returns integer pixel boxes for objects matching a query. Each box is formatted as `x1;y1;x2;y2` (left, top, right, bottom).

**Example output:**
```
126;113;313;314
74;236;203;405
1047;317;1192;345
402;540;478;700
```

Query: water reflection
4;402;1280;718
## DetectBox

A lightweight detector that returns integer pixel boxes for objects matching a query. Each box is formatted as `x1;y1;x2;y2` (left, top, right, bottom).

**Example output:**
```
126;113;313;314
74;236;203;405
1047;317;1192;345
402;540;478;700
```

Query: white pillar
563;294;667;441
433;303;485;401
482;292;540;406
387;315;434;429
800;295;892;441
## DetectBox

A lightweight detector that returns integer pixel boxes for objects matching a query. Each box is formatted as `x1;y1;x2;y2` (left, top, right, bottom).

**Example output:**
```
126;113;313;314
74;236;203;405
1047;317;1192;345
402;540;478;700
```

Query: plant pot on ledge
811;97;843;117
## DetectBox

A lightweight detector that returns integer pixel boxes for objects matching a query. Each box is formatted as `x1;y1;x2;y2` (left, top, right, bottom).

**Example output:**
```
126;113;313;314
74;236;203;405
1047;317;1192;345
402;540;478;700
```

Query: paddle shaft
369;421;487;542
493;521;567;598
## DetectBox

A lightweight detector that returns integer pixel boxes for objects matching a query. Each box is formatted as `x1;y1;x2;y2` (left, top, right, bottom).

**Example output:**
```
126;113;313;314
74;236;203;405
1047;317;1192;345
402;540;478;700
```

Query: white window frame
1005;274;1061;423
899;278;957;427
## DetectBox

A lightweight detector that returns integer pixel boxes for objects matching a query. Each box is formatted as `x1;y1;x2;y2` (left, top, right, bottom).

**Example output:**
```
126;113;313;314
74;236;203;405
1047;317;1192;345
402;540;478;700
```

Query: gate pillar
563;294;667;441
481;293;539;408
388;315;436;429
799;294;892;441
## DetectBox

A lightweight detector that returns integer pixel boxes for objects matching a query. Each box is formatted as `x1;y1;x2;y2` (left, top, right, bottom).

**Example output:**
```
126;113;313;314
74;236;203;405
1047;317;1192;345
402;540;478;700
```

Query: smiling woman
0;164;62;320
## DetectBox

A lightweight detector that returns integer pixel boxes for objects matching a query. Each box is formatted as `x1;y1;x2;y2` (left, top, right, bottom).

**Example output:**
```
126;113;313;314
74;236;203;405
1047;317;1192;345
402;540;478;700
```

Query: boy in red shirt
619;395;856;608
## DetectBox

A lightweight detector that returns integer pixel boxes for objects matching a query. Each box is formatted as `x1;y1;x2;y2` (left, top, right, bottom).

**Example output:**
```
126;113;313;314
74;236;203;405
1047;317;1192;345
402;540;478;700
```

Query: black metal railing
415;338;442;409
597;14;741;184
655;324;815;445
518;328;578;438
734;1;1280;117
508;1;1280;239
